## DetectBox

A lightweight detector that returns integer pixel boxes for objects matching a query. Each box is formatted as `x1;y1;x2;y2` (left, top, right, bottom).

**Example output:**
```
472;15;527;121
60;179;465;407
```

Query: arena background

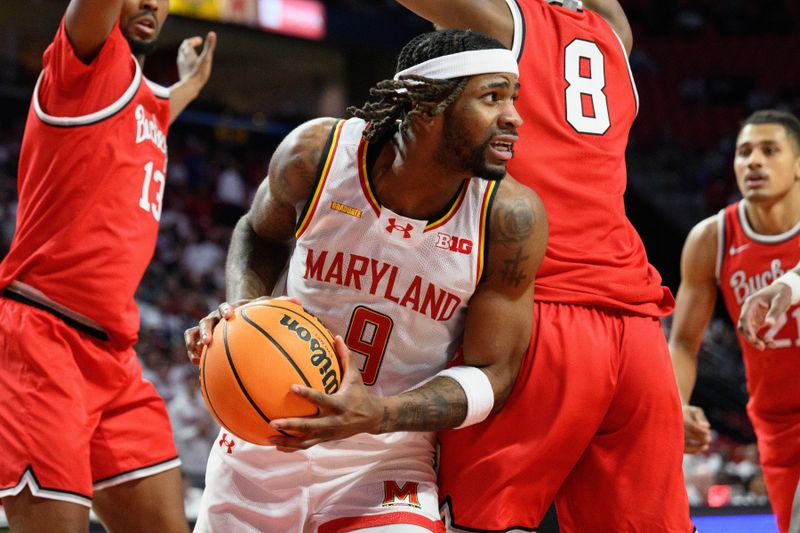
0;1;798;531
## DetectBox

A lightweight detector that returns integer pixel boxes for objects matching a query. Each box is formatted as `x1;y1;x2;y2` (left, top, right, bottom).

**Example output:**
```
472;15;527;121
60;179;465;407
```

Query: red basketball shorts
749;412;800;533
438;302;694;533
0;297;181;507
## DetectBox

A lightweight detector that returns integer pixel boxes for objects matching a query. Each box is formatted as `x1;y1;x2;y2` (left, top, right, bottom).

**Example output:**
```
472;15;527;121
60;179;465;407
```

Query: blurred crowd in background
1;0;799;514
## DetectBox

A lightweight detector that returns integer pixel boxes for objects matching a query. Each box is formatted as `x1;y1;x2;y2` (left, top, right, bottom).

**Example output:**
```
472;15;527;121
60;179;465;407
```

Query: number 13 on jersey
345;306;394;385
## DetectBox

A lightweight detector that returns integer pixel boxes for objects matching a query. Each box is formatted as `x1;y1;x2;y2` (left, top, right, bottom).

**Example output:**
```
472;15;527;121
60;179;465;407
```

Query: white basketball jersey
286;118;497;397
199;119;499;529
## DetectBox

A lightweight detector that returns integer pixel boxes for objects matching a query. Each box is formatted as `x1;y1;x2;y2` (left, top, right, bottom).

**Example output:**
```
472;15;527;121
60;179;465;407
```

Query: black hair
741;109;800;152
347;29;507;144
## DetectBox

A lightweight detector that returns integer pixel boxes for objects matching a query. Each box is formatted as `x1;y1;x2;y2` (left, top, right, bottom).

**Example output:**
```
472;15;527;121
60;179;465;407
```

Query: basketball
198;299;341;445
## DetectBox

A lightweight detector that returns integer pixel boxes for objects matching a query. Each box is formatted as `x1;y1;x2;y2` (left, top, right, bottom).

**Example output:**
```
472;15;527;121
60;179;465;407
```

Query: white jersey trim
715;209;725;284
504;0;524;60
0;468;92;508
608;27;639;118
93;457;182;491
6;280;107;333
737;200;800;243
145;78;171;99
33;54;142;127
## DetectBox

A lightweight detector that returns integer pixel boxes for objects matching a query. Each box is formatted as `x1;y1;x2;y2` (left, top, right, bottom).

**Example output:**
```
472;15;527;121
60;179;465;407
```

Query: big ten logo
382;481;421;509
435;232;473;254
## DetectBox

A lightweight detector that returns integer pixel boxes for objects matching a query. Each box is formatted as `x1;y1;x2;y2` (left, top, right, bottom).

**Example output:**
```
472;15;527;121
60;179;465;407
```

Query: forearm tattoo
384;377;468;432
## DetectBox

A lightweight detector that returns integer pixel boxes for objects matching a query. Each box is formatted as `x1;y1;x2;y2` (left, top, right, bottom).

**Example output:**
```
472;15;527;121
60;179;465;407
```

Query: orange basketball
198;300;341;445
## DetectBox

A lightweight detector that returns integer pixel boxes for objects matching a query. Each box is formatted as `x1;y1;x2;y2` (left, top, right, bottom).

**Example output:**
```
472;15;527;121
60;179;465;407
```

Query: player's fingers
288;384;334;409
198;316;219;344
690;406;710;427
200;31;217;60
764;292;787;326
218;301;235;319
181;36;203;50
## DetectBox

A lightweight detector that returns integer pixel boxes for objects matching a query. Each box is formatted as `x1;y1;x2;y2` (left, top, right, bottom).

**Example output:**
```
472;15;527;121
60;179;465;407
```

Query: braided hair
347;29;508;144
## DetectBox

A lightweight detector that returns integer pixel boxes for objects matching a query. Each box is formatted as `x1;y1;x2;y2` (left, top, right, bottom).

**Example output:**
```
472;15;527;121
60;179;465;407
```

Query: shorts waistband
2;283;109;342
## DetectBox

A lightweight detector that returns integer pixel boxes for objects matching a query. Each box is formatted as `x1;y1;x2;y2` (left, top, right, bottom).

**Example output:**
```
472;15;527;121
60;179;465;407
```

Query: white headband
393;49;518;81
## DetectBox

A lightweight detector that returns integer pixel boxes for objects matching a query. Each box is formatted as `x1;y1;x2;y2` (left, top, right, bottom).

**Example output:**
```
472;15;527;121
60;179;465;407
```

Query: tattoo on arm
492;197;534;288
500;248;528;287
388;377;467;432
494;198;534;246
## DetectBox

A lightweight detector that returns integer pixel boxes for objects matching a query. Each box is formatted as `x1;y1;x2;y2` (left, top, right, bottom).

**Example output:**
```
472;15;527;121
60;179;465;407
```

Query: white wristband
775;270;800;305
436;366;495;429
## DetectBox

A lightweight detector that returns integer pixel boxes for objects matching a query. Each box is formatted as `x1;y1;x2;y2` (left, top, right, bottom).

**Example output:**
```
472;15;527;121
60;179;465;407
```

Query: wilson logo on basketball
279;314;340;394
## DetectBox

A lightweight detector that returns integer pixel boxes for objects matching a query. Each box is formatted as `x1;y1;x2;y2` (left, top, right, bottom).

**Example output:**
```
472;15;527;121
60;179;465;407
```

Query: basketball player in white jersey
184;29;547;532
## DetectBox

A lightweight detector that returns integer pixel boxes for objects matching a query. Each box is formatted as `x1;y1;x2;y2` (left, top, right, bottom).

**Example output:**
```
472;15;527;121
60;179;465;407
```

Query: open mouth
133;15;157;37
488;138;515;161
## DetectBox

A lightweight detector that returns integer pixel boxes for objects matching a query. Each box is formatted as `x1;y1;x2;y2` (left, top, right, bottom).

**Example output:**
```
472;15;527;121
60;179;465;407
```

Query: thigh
2;486;90;533
0;299;96;505
93;467;187;533
438;302;620;532
556;314;693;533
91;349;181;489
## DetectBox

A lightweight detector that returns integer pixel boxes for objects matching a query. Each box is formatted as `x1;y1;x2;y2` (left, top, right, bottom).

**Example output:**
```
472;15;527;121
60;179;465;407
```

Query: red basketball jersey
0;20;170;347
506;0;672;315
718;201;800;418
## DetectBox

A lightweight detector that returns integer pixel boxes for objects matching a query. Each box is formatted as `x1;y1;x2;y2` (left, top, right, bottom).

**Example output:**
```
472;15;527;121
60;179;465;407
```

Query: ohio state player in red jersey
0;0;215;531
671;110;800;533
394;1;694;531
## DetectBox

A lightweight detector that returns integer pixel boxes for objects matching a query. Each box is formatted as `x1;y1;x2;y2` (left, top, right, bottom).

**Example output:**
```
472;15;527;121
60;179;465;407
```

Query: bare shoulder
686;214;720;250
490;175;546;243
681;214;720;279
267;117;340;206
483;175;548;292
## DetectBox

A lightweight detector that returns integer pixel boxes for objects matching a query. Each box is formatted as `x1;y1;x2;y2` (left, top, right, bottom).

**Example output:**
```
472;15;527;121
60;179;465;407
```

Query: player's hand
268;336;381;452
683;404;711;454
177;31;217;88
183;296;300;366
737;282;791;350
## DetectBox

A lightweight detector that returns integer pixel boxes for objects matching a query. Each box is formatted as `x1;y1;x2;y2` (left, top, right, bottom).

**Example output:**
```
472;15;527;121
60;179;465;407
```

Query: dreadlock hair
347;29;508;145
741;109;800;153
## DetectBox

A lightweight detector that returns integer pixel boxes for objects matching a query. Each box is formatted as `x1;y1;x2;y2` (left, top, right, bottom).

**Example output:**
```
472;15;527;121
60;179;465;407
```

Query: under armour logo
385;218;414;239
219;433;236;454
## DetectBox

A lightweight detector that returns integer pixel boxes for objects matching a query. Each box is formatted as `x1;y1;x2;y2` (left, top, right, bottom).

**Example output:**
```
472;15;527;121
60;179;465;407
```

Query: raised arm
396;0;631;54
668;216;719;453
582;0;632;53
184;117;337;364
65;0;126;62
169;32;217;124
395;0;514;49
266;177;547;449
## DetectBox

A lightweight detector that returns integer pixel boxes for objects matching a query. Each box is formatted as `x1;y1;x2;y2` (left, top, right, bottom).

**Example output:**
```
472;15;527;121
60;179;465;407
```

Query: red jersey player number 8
564;39;610;135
